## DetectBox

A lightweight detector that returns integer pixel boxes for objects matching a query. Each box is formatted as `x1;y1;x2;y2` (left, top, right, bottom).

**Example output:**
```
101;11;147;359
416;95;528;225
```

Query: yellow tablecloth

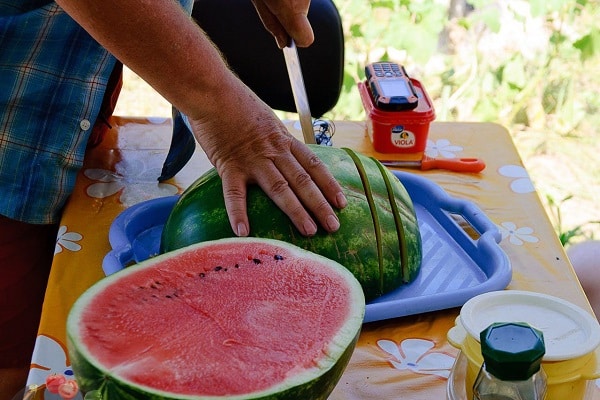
26;117;599;399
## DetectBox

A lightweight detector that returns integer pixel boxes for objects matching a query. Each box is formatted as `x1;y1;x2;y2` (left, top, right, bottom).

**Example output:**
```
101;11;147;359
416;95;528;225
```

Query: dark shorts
0;215;58;368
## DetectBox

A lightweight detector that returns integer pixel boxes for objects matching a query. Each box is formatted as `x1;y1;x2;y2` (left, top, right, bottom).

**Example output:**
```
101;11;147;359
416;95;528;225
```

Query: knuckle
223;186;246;205
307;153;324;168
293;170;313;187
314;198;332;211
269;178;290;196
287;203;306;219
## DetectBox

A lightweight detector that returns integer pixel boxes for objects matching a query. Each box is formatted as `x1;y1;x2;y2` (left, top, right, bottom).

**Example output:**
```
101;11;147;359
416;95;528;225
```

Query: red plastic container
359;78;435;156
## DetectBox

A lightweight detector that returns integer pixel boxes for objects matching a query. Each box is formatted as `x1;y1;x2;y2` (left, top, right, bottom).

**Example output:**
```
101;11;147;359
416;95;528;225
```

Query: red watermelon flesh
68;238;365;398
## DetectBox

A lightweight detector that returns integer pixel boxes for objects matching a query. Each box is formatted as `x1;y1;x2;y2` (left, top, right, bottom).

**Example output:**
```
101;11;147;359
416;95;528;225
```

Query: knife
380;156;486;173
283;40;316;144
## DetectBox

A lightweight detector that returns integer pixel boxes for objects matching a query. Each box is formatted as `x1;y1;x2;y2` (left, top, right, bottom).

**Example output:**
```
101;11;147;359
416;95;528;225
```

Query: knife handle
421;156;486;173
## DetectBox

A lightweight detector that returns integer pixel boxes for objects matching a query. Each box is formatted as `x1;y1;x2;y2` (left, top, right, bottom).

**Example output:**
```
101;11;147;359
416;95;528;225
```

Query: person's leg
567;240;600;319
0;216;58;400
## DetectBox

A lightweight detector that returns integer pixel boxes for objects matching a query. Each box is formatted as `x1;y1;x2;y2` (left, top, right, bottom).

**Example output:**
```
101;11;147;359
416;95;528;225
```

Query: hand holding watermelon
162;145;422;301
185;81;347;239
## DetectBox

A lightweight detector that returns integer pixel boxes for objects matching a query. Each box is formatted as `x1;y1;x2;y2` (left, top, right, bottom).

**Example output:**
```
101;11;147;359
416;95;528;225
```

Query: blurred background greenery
328;0;600;247
115;0;600;247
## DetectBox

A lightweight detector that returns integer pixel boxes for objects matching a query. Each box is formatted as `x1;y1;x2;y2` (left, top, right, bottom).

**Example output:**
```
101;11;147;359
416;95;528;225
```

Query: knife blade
283;40;315;144
380;156;486;173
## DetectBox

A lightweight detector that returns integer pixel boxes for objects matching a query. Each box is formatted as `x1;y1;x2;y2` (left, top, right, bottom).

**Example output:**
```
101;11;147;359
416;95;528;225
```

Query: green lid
480;322;545;381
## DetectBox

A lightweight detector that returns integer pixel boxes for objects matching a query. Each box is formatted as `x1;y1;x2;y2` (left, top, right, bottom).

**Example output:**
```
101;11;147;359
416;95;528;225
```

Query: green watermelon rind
67;237;365;400
68;337;358;400
160;146;422;301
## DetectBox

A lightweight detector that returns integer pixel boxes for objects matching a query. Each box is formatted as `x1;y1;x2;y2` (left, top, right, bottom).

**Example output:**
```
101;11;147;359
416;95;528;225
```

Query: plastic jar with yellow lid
447;290;600;400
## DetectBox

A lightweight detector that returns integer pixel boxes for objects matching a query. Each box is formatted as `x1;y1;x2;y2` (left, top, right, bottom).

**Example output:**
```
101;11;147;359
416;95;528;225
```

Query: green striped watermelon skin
67;238;365;399
160;146;422;301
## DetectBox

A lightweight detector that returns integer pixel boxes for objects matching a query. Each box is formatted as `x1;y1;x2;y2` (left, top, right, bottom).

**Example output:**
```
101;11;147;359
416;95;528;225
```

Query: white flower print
498;221;539;245
28;336;76;389
498;165;535;193
425;139;464;159
84;157;178;207
55;225;83;255
377;338;455;379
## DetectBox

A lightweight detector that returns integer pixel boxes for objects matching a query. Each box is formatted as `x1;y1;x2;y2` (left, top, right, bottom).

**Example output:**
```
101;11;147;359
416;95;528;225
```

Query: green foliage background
327;0;600;245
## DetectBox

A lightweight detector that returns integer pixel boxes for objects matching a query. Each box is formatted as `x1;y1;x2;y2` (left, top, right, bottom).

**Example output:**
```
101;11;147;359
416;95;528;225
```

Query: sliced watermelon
67;238;365;399
160;145;422;301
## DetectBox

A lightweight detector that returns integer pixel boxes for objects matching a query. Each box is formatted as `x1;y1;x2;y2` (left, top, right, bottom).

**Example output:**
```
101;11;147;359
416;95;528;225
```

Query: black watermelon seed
214;266;223;271
199;273;205;278
252;258;261;264
234;264;240;268
274;254;284;260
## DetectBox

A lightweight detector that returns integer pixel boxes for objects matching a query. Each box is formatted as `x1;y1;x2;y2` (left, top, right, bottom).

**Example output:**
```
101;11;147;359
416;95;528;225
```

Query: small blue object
102;196;178;275
103;171;512;322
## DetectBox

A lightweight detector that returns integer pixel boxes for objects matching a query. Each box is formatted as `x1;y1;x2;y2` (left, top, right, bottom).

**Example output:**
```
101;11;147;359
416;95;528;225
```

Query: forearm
55;0;346;238
55;0;238;121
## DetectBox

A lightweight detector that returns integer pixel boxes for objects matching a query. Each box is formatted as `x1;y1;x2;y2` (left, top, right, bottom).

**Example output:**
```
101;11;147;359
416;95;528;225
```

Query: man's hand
251;0;314;48
187;75;347;238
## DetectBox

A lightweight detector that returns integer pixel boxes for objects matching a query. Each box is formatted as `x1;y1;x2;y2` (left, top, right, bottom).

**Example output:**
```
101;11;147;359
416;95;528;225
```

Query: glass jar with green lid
473;322;547;400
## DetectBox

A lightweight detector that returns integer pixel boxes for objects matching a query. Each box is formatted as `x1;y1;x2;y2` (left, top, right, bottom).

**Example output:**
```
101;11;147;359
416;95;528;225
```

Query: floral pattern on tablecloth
84;165;177;207
498;164;535;193
498;221;540;246
377;338;455;379
29;335;74;387
425;138;464;159
55;226;83;255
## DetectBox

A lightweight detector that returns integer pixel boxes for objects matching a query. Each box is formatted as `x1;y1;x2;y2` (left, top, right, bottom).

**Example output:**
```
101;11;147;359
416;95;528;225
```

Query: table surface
24;117;599;399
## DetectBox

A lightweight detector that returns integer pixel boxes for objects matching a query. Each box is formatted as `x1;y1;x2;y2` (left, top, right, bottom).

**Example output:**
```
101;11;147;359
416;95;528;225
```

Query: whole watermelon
161;146;421;301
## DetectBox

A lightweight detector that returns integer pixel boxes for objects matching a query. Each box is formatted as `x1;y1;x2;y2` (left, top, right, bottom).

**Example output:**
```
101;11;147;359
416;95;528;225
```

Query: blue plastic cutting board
103;171;511;323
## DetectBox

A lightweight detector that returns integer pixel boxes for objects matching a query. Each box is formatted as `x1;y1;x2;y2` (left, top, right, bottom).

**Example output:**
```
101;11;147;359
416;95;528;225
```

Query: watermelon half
67;238;365;399
160;145;422;302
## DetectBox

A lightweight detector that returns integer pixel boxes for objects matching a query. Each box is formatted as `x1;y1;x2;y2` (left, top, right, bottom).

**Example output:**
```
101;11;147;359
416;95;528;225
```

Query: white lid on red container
459;290;600;361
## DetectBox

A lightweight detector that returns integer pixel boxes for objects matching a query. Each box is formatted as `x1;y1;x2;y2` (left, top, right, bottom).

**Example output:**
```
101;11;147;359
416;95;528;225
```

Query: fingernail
336;192;347;208
237;223;249;237
326;214;340;232
303;220;317;236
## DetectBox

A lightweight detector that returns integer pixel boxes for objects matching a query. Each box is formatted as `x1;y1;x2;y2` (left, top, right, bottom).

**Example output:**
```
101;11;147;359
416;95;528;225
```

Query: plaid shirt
0;1;117;224
0;0;194;224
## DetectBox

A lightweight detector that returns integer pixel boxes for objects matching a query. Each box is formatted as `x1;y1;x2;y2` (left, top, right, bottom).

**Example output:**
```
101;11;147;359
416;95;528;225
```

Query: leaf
342;71;356;93
349;23;363;38
573;29;600;62
371;0;394;9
